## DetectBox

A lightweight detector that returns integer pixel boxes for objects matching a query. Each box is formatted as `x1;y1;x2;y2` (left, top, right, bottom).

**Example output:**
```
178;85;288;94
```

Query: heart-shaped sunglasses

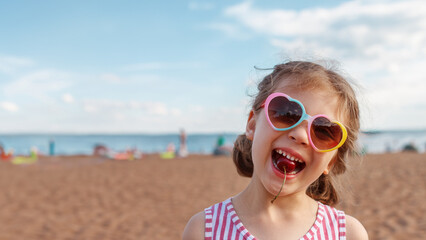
260;92;347;152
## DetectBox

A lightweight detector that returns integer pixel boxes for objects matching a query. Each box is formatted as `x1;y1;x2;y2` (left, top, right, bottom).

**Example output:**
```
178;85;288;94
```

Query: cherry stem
271;168;286;204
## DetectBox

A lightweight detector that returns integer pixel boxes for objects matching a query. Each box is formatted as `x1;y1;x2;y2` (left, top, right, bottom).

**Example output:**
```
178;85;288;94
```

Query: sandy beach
0;152;424;240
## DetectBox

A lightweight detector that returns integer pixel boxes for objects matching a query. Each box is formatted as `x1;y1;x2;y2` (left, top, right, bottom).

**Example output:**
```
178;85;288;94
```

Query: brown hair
232;61;360;206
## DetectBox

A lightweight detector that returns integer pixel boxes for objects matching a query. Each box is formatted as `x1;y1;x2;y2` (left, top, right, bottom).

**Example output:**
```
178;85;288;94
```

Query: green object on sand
217;135;225;147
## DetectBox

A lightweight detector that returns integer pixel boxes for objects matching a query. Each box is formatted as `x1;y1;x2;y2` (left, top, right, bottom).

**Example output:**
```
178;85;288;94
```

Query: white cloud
83;104;97;113
0;102;19;112
100;73;122;83
221;0;426;130
113;112;126;120
62;93;74;103
81;99;174;116
0;55;34;74
223;0;426;71
3;70;73;100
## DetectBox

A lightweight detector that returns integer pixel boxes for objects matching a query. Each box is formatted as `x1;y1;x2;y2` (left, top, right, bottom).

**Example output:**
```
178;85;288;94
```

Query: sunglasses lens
310;117;343;150
268;96;303;129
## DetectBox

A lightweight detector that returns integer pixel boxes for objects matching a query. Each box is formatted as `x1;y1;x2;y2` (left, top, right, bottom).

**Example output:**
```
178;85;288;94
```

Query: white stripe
311;221;320;234
240;229;249;240
211;204;218;238
223;208;231;239
206;222;212;228
339;210;347;239
236;222;243;229
315;204;325;240
324;206;333;238
215;203;226;238
227;202;233;210
330;208;339;239
239;232;245;240
231;226;237;239
319;220;326;240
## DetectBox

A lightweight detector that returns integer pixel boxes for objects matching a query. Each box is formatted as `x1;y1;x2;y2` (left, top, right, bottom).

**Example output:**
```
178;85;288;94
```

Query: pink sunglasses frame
260;92;348;152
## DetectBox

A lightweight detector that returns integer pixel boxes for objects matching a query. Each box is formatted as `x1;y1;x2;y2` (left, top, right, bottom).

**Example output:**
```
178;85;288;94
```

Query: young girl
183;61;368;240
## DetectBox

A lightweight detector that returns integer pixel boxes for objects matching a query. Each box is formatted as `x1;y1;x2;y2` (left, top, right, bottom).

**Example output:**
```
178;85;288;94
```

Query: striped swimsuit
204;198;346;240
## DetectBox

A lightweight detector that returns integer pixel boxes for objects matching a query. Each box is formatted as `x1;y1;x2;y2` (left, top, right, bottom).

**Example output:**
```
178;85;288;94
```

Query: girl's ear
245;110;256;140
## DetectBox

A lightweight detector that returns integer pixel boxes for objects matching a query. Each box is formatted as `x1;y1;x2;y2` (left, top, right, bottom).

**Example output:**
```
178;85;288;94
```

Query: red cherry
276;158;296;173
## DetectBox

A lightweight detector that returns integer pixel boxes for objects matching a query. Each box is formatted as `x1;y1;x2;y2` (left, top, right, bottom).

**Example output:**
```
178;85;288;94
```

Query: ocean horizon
1;129;426;156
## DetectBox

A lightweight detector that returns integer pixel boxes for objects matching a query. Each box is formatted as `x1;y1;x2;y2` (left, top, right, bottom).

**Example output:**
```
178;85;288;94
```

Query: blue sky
1;0;425;133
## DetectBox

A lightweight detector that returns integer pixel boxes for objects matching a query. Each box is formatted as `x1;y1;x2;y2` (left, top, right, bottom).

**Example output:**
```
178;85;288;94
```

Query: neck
233;176;316;219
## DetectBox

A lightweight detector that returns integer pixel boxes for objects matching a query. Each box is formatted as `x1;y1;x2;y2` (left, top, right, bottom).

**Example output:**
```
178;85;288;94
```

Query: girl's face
246;81;344;198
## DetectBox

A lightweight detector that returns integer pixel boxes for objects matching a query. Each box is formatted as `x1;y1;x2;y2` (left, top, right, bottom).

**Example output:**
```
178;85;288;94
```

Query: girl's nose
287;121;310;147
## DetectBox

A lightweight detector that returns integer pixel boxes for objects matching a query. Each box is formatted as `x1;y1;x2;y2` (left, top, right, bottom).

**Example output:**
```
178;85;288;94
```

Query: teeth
275;149;303;163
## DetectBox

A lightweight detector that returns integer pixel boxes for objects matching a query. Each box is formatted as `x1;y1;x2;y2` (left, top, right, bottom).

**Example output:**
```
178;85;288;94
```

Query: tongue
276;158;296;173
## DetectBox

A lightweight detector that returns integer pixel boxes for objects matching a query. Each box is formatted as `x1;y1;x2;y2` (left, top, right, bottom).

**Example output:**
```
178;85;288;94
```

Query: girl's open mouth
272;149;306;175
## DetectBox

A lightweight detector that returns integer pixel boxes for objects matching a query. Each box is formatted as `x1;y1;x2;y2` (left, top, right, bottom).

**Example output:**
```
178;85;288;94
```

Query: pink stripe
230;221;236;239
331;207;339;239
205;207;213;240
202;202;349;240
224;202;233;238
219;204;228;239
214;202;223;238
205;199;349;239
242;230;252;240
228;210;234;239
315;221;324;239
338;212;346;238
323;206;332;239
330;207;339;239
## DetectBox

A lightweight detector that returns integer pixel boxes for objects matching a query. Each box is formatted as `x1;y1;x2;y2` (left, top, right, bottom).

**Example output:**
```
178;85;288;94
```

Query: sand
0;153;424;240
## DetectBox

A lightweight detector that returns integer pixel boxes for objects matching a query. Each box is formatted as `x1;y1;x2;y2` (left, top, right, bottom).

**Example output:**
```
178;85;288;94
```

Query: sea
1;130;426;156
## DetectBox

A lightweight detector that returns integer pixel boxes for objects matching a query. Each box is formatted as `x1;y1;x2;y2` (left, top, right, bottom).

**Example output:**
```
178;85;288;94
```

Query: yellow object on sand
11;150;38;165
12;156;38;165
160;151;175;159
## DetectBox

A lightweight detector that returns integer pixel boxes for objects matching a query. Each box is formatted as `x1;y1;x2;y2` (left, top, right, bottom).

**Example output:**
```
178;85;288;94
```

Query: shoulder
345;214;369;240
182;211;205;240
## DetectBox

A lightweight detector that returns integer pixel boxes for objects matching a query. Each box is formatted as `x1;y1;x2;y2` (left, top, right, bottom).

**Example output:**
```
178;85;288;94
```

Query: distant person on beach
402;141;418;152
49;139;55;156
161;142;176;159
213;135;232;156
183;61;368;239
93;144;109;157
0;143;14;161
178;129;188;157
